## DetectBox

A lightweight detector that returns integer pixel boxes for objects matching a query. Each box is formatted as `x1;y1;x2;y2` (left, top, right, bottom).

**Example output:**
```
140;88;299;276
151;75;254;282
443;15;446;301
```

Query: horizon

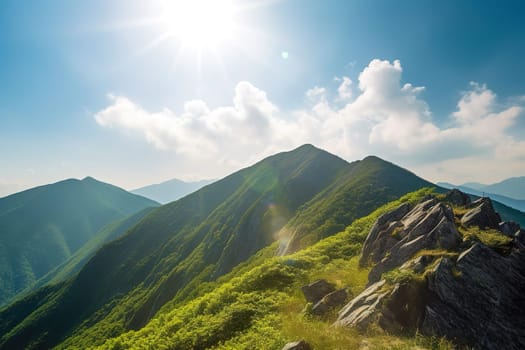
1;0;524;196
2;143;524;199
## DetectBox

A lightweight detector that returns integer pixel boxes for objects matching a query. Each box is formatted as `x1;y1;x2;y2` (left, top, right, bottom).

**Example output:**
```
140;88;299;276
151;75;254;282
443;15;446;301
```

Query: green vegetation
0;177;158;306
459;226;513;250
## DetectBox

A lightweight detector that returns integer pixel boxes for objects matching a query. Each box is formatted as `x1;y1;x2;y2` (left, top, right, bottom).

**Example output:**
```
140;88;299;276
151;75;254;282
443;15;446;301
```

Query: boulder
335;280;387;330
335;279;426;334
499;221;521;237
282;340;312;350
443;189;471;206
311;288;348;315
461;197;501;229
301;279;335;304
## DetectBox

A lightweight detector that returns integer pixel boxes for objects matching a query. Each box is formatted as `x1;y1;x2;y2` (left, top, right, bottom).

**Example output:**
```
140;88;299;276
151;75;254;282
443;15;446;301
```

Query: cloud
336;76;353;100
305;86;326;102
95;59;525;183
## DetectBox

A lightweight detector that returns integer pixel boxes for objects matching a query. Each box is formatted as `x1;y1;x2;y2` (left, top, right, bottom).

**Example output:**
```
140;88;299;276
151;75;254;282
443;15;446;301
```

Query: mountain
132;178;215;204
27;207;157;292
481;176;525;200
0;145;436;350
0;177;158;306
451;176;525;200
437;182;525;213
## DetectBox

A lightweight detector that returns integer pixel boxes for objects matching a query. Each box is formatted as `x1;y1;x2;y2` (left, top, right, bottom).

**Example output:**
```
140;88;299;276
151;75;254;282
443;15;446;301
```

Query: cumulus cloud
95;59;525;183
335;76;353;101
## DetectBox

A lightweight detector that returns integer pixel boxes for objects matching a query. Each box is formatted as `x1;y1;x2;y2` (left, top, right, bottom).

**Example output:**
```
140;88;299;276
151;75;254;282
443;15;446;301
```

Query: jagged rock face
336;191;525;349
361;198;461;283
461;197;502;229
423;244;525;349
301;279;335;304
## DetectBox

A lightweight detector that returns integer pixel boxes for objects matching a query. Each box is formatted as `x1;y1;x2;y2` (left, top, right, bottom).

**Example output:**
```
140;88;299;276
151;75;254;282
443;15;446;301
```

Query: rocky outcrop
361;198;461;283
422;243;525;349
282;340;312;350
311;288;348;315
443;188;471;206
336;191;525;349
301;279;335;304
461;197;501;229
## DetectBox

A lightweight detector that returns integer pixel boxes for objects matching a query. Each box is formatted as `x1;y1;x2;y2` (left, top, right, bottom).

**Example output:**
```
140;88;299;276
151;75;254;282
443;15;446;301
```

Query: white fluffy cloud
95;59;525;183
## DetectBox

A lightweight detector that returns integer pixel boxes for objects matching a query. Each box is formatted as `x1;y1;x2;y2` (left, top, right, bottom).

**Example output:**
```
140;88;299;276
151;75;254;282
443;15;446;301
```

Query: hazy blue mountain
132;178;215;204
0;177;158;306
455;177;525;200
481;177;525;200
438;182;525;212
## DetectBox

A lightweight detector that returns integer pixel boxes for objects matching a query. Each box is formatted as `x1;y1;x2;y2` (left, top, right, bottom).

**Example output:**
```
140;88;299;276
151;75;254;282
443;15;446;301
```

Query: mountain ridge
0;144;437;350
0;177;158;306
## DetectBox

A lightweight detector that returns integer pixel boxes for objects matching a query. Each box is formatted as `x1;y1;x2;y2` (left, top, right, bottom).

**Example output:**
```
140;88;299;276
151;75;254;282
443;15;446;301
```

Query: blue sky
1;0;524;196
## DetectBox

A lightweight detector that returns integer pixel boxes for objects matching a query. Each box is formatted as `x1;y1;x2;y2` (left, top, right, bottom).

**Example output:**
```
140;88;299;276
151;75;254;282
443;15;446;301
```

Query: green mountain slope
0;177;158;306
28;207;157;292
280;156;433;254
0;145;435;350
132;178;215;204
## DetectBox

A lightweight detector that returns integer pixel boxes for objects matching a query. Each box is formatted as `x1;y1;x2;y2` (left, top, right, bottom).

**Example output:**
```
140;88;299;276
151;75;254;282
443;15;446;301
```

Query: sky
1;0;525;196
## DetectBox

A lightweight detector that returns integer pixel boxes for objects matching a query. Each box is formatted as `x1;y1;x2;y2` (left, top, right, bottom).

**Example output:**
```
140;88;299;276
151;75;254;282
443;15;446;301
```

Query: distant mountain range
132;178;215;204
452;177;525;200
438;181;525;212
0;177;158;306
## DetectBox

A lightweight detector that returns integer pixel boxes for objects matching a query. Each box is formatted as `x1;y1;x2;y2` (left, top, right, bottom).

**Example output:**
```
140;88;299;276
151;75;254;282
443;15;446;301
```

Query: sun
160;0;237;49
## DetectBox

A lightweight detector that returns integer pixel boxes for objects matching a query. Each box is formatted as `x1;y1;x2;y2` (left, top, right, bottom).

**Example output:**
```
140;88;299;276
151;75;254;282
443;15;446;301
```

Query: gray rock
335;280;387;330
311;288;348;315
282;340;312;350
337;192;525;349
362;198;460;283
360;202;412;266
335;279;426;334
499;221;521;237
461;197;501;229
422;243;525;349
301;279;335;304
444;189;471;206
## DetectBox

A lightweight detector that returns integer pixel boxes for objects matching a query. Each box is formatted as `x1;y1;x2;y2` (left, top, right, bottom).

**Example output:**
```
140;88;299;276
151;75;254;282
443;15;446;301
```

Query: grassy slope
83;188;451;350
0;177;158;306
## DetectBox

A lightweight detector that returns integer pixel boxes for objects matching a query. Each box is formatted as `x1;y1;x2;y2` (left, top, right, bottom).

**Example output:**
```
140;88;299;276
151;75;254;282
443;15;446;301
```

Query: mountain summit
0;177;158;306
